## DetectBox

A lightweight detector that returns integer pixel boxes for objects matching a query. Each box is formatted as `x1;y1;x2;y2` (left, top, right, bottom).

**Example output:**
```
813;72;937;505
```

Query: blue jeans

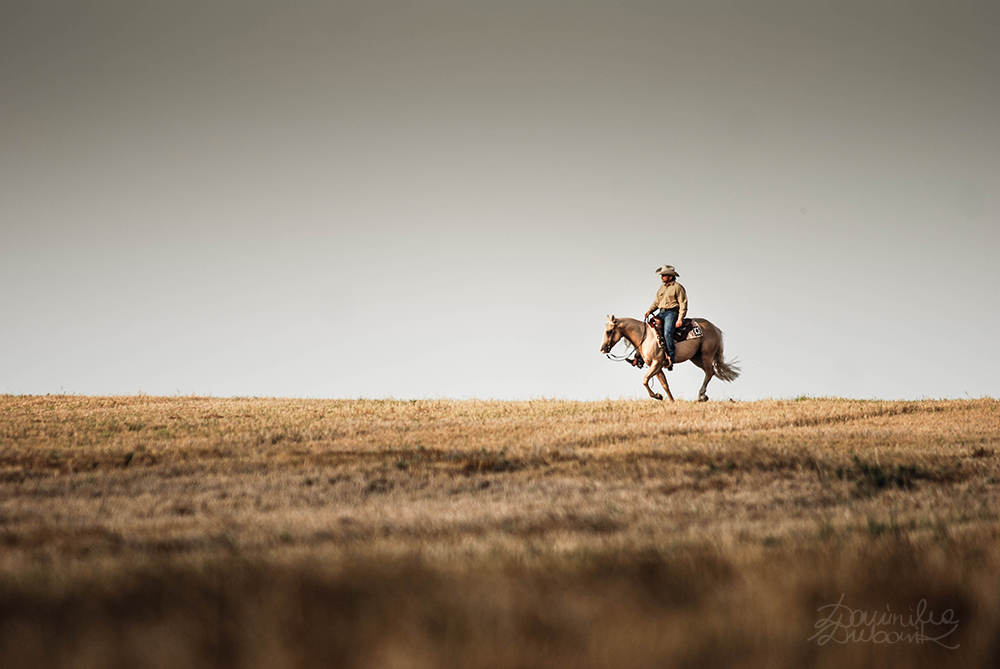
654;308;678;362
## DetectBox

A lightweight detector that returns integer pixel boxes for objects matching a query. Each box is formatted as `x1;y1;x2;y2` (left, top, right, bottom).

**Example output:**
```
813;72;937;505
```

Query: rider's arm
676;285;688;321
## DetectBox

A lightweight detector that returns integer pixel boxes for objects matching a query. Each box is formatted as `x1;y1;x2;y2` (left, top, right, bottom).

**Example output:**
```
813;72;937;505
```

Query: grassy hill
1;396;998;668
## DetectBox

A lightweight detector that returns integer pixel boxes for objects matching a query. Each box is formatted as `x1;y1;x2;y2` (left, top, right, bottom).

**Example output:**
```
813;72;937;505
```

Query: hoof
698;395;709;403
653;394;664;401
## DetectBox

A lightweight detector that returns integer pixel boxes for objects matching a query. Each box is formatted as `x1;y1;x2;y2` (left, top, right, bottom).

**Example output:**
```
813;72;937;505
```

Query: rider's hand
676;318;683;328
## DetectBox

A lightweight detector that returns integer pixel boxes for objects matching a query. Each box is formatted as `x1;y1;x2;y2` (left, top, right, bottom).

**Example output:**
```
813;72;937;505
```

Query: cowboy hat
655;265;679;277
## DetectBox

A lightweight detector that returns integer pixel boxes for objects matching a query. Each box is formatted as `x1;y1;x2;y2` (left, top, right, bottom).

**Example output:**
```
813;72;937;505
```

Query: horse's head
600;315;622;354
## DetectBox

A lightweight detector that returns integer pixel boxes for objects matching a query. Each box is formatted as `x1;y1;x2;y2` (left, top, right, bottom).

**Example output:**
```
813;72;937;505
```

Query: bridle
604;321;639;363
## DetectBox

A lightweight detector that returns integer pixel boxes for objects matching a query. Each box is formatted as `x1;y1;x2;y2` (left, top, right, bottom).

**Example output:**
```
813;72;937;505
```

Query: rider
644;265;687;371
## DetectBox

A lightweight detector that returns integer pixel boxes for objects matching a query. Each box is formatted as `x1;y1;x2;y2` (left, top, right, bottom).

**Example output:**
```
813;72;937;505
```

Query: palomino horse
600;316;740;401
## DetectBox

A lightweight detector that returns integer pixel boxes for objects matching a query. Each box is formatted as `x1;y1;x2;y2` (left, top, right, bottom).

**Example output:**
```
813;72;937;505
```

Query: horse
599;315;740;402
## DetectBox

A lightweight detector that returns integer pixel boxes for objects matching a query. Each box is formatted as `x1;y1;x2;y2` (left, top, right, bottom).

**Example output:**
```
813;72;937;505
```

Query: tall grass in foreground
0;396;998;668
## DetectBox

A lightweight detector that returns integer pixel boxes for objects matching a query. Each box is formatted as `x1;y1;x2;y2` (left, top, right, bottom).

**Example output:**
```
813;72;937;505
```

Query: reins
605;339;637;362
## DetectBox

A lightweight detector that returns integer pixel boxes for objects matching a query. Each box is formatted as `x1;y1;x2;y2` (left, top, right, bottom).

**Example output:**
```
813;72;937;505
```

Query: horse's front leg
656;371;674;402
643;361;664;401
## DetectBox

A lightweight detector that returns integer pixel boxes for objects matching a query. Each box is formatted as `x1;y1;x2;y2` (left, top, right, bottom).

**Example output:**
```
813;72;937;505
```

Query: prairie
1;396;999;668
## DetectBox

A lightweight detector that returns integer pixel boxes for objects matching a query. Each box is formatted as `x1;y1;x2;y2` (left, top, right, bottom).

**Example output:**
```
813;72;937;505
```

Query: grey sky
2;1;998;400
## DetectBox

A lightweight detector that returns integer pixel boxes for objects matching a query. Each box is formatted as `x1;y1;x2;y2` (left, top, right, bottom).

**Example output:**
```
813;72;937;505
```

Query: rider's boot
657;324;673;371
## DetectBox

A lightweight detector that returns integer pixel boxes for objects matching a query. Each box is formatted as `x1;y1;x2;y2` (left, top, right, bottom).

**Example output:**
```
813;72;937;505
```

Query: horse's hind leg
691;348;714;402
697;370;714;402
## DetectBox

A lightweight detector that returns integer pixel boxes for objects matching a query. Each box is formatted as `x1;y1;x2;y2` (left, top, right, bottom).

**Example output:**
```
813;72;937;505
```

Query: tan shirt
649;282;688;319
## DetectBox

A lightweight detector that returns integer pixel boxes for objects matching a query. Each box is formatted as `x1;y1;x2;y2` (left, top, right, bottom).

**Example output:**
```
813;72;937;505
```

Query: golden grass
1;396;999;668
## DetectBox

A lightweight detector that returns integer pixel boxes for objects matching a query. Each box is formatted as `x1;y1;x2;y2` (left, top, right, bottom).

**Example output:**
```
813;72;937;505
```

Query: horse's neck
620;319;649;348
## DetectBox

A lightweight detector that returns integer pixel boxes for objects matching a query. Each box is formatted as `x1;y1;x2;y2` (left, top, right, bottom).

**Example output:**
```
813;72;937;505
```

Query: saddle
649;317;704;342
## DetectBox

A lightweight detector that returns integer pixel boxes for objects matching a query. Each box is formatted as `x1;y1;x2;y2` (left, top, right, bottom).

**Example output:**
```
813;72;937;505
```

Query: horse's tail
713;332;741;382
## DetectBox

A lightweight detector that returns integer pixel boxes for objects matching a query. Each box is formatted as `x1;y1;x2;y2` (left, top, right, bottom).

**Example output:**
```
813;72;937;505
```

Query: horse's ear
609;314;616;322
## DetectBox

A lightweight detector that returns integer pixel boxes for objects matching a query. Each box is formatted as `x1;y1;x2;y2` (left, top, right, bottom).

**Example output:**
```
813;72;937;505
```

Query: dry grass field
1;395;999;668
